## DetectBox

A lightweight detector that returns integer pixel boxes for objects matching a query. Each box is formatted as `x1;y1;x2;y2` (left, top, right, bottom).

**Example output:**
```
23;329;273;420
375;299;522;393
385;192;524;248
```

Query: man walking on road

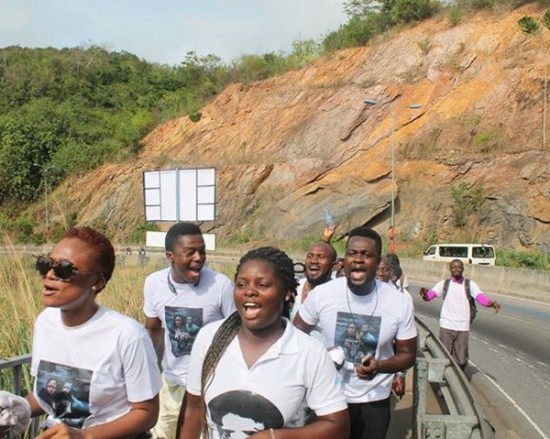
420;259;501;370
143;222;235;439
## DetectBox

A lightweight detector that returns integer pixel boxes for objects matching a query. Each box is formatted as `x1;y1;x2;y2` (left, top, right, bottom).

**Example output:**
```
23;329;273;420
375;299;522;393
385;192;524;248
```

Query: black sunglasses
35;256;102;281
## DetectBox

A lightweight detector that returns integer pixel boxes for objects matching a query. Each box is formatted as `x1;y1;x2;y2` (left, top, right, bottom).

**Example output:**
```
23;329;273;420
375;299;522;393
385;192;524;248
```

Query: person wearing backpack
419;259;501;370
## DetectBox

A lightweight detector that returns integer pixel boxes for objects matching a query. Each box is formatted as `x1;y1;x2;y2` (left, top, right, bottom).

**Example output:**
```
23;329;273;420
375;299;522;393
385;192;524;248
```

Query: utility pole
544;78;547;148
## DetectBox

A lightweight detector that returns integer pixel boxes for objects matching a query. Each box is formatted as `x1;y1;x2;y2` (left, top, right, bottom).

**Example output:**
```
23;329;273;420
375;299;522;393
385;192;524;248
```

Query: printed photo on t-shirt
334;311;382;364
36;360;92;428
208;390;284;438
165;306;203;357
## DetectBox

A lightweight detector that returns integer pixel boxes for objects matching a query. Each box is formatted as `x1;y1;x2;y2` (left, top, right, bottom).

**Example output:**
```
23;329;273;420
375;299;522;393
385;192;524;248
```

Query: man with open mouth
143;222;235;439
294;226;417;439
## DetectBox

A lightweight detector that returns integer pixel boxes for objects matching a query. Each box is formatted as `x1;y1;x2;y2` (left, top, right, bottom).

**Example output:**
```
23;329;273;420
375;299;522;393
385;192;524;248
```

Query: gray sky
0;0;348;65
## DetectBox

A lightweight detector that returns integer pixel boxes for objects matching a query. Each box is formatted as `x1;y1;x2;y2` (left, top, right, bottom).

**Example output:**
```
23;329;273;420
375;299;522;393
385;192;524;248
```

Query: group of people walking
0;221;501;439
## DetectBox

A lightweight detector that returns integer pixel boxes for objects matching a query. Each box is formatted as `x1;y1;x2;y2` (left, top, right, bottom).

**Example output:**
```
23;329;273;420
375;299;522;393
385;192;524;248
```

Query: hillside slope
46;4;550;251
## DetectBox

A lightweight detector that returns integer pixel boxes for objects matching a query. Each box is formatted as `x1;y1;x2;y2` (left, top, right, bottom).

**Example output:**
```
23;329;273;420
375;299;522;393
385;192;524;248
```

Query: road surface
411;282;550;439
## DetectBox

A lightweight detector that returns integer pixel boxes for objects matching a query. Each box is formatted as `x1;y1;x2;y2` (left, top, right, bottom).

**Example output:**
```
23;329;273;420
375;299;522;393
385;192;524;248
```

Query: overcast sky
0;0;348;65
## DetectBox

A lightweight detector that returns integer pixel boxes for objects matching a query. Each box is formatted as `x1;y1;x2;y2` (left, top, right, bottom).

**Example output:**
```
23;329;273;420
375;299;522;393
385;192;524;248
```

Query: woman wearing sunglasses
26;227;162;439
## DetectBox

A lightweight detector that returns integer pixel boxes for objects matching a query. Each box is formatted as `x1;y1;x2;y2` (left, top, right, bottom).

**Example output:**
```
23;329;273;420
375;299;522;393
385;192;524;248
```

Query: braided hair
198;246;298;438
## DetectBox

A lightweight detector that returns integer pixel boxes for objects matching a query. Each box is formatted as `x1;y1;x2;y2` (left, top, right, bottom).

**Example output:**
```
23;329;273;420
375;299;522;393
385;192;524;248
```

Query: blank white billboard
143;168;216;222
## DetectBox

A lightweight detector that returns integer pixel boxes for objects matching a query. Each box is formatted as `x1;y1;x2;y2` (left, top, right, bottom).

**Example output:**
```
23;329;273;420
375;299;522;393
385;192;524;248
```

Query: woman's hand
35;424;84;439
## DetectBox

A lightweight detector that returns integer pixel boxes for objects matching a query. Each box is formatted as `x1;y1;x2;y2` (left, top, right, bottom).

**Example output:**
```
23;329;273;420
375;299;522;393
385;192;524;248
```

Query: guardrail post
414;358;429;438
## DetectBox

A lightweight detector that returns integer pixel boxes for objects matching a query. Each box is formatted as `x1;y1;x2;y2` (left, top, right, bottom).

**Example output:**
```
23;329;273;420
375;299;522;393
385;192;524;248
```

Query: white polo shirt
187;318;347;437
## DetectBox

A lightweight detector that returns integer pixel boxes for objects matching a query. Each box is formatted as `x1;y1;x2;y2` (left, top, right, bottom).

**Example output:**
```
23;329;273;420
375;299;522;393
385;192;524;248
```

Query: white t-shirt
186;318;347;438
290;279;328;343
297;277;417;403
387;280;414;311
31;306;162;429
431;278;482;331
289;278;307;322
143;266;235;386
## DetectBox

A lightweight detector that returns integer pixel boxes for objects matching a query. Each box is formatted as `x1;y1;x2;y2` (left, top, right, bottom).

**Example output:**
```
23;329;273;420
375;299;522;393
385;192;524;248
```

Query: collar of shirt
451;276;464;284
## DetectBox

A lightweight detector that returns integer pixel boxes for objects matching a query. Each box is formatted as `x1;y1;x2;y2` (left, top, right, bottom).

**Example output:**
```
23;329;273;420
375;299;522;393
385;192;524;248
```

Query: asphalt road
410;283;550;439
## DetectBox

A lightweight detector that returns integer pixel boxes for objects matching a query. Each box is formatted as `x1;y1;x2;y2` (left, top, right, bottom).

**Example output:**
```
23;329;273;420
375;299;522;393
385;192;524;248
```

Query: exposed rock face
56;4;550;251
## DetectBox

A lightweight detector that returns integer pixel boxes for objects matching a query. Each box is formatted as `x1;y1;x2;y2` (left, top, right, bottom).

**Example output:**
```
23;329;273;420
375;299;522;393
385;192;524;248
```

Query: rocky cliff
49;4;550;251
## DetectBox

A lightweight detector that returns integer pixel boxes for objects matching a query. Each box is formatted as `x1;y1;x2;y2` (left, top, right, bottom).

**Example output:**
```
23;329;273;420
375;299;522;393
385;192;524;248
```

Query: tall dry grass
0;247;171;361
0;247;238;360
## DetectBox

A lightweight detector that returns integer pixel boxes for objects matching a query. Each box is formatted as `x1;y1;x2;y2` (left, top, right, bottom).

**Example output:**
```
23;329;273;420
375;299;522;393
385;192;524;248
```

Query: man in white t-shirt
290;240;337;326
293;226;417;439
420;259;501;370
143;222;235;439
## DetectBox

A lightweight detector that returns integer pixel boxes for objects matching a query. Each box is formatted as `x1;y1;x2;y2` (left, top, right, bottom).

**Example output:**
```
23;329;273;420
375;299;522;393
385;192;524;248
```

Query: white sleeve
121;330;162;402
304;343;347;416
296;289;320;327
469;280;483;298
142;274;159;318
219;277;236;318
186;325;214;396
432;280;446;298
396;295;417;341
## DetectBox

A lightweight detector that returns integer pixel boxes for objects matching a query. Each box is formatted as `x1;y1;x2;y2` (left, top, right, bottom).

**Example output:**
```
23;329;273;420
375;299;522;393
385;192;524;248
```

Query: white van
422;243;496;266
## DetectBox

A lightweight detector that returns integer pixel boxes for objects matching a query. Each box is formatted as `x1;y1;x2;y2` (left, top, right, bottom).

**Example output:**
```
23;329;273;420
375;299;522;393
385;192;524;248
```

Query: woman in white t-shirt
178;246;349;439
26;227;162;439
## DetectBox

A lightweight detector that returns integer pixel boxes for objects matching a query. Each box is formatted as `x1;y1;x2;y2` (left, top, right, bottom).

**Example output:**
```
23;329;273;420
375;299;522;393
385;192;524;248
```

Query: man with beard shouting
289;240;337;338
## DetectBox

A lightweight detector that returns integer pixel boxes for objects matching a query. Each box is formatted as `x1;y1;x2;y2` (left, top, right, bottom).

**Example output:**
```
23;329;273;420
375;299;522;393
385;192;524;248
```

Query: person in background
375;256;415;400
143;222;235;439
294;227;417;439
178;246;350;439
385;253;408;294
419;259;501;370
28;227;161;438
289;240;337;332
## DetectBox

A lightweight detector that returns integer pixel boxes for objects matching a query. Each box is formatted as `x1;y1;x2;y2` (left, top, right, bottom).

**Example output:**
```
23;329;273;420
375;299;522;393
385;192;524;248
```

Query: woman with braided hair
178;246;349;439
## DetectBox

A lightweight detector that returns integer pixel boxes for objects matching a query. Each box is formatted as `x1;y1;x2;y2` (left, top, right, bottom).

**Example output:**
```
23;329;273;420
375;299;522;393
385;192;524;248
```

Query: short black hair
347;226;382;257
165;222;203;252
235;246;298;295
62;227;115;282
386;253;401;266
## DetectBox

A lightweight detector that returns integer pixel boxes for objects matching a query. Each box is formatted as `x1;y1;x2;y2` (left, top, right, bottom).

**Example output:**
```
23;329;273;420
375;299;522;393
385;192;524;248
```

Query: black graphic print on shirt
208;390;284;438
36;360;92;428
334;311;381;364
165;306;203;357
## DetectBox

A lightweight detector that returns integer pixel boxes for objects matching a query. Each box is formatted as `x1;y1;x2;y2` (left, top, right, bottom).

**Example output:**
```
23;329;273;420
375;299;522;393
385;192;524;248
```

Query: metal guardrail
0;354;40;438
414;317;495;439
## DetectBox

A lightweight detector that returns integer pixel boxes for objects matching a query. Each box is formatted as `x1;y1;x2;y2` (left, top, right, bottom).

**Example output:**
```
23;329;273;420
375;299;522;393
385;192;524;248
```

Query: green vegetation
518;15;540;33
517;9;550;34
543;9;550;30
450;183;486;228
1;0;548;247
497;248;550;270
417;38;432;55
